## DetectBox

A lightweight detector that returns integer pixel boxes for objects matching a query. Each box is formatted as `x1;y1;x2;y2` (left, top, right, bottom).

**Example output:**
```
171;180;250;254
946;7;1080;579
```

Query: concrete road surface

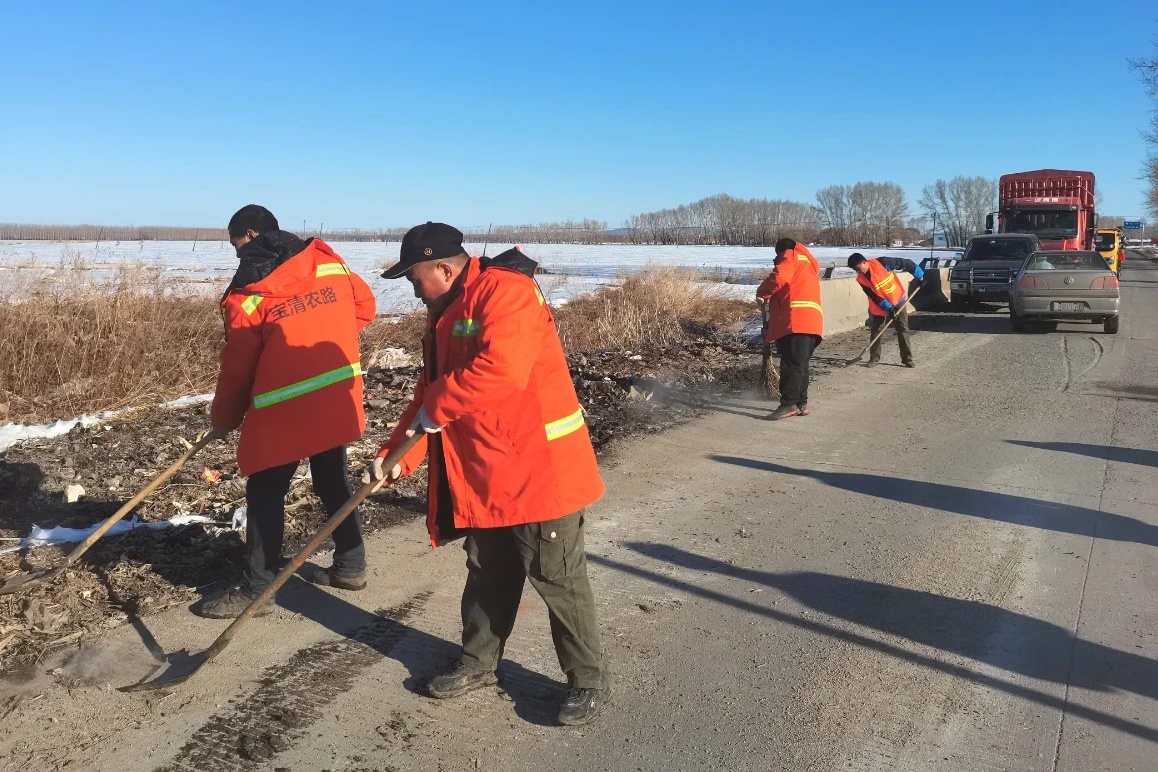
2;253;1156;772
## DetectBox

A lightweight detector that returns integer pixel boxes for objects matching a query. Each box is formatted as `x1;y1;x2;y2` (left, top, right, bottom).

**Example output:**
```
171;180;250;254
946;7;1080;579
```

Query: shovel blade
118;649;211;692
0;568;55;597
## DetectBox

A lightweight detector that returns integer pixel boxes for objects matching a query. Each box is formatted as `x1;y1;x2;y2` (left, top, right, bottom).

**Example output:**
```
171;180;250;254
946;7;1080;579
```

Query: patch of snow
0;393;213;454
0;514;215;554
0;240;961;313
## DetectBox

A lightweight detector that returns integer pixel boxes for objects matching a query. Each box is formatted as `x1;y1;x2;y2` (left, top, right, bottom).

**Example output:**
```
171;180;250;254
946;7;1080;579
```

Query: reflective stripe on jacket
756;243;824;341
211;239;376;475
856;258;907;317
377;256;605;546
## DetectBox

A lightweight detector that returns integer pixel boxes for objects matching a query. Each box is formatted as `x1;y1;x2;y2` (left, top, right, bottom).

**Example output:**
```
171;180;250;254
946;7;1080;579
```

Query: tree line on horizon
0;174;1136;247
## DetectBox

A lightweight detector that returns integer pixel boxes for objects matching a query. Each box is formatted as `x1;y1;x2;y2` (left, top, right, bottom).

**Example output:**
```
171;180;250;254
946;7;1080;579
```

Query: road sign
1123;221;1144;230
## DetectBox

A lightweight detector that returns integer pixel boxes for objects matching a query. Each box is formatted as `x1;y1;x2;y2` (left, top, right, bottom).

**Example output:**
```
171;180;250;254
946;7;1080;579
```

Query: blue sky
1;0;1155;229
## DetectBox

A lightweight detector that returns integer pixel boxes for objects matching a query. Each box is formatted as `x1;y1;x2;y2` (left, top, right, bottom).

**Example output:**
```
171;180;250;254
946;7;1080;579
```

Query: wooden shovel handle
203;430;426;658
57;432;215;569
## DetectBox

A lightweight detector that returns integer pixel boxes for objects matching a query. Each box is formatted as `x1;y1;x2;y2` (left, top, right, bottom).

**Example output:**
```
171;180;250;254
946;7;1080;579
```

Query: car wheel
1104;316;1120;334
1010;309;1027;333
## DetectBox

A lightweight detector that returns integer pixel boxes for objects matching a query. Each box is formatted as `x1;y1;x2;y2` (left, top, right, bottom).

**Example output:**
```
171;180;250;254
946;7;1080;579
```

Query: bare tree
918;176;997;247
1130;45;1158;219
815;182;908;246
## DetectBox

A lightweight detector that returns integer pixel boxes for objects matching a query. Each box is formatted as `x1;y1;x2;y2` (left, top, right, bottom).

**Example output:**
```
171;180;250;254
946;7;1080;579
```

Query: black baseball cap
847;252;867;269
381;221;466;279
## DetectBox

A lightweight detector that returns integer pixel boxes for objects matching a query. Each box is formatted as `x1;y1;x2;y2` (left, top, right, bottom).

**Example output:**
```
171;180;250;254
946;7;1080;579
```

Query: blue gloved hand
912;266;925;285
879;299;894;312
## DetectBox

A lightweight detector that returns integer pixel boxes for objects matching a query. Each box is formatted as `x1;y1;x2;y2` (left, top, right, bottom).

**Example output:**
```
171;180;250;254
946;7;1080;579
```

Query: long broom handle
203;431;425;659
56;433;214;569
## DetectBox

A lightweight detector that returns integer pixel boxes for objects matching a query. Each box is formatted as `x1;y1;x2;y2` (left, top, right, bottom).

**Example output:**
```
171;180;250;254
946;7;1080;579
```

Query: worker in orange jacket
847;253;922;368
198;205;376;618
757;238;824;420
366;222;610;726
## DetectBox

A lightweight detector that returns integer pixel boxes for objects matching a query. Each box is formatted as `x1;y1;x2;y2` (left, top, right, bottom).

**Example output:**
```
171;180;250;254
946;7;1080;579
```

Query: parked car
1008;250;1120;333
950;234;1039;307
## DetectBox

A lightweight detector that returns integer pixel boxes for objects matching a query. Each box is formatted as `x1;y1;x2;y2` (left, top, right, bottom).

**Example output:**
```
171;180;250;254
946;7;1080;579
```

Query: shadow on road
1008;439;1158;469
273;577;565;727
915;313;1016;335
709;455;1158;549
590;545;1158;743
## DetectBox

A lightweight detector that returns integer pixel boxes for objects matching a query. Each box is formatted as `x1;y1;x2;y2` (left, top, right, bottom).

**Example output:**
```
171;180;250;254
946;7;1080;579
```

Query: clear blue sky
1;0;1155;229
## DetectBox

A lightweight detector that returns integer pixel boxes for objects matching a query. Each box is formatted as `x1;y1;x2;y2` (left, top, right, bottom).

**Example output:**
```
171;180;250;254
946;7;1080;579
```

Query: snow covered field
0;240;960;312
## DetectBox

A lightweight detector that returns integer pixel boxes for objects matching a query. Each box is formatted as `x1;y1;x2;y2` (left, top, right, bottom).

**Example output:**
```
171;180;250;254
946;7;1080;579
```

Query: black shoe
195;585;274;619
764;404;802;421
307;565;367;591
864;359;880;368
558;687;612;726
426;661;498;699
903;360;916;368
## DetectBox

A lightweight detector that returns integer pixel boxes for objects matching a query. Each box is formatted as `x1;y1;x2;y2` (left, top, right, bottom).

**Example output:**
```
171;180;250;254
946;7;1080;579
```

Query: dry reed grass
0;259;224;424
0;264;753;425
359;312;426;355
554;266;754;352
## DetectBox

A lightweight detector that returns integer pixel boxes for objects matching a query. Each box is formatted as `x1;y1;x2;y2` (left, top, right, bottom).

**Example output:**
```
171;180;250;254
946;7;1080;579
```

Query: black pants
868;308;913;362
460;510;607;689
776;333;821;408
244;445;365;591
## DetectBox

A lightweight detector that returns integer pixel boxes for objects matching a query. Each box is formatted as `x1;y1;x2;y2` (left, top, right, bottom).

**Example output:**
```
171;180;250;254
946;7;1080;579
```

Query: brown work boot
426;661;498;699
307;565;367;591
195;585;275;619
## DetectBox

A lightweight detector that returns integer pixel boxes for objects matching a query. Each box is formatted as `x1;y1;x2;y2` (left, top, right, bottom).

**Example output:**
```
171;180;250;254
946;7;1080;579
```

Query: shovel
120;431;423;693
845;284;923;365
0;432;216;597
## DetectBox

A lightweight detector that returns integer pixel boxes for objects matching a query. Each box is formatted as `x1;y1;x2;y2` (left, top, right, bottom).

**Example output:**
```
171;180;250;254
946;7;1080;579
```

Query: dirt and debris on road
0;317;880;675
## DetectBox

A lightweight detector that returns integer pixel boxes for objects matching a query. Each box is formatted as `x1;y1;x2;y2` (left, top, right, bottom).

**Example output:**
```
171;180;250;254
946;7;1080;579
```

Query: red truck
986;169;1096;250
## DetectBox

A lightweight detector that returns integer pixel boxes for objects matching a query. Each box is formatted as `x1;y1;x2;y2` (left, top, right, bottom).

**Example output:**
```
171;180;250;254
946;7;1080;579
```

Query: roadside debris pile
0;322;780;673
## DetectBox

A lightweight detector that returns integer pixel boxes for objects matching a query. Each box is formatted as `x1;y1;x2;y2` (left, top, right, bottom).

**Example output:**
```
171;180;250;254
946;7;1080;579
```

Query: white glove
406;405;444;436
363;458;403;492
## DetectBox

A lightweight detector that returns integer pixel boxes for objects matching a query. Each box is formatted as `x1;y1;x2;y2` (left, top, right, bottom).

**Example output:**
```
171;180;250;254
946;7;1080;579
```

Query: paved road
2;253;1156;771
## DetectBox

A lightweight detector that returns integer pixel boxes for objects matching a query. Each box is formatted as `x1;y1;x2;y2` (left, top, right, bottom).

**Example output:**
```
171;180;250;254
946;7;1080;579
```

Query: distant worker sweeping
198;205;377;618
847;253;924;368
757;237;824;420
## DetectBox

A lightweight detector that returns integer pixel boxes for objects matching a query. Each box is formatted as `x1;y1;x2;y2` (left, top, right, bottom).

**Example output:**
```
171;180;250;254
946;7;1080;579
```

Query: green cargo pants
459;510;608;690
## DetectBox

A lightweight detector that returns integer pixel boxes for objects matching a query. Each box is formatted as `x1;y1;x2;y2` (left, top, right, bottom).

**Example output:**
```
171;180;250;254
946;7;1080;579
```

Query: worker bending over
847;253;924;368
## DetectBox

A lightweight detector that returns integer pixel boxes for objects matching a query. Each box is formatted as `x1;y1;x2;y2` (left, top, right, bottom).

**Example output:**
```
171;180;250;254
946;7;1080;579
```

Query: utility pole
929;212;937;264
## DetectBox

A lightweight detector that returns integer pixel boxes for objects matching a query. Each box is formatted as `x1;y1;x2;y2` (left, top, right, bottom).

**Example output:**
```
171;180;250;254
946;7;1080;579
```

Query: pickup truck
949;233;1040;307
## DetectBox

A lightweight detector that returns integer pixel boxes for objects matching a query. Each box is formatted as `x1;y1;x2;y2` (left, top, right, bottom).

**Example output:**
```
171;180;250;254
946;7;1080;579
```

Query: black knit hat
847;253;867;269
382;222;466;279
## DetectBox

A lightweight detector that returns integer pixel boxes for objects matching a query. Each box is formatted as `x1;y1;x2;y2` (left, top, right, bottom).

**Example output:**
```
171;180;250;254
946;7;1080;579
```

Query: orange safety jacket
211;239;376;476
756;243;824;341
856;258;907;317
378;252;605;546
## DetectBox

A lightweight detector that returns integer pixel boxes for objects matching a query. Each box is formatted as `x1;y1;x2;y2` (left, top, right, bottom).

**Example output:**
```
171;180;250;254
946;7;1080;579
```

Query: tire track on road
154;591;432;772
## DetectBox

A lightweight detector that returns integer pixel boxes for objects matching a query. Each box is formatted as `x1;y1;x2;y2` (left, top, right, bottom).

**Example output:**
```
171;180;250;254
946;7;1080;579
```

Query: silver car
1008;250;1120;334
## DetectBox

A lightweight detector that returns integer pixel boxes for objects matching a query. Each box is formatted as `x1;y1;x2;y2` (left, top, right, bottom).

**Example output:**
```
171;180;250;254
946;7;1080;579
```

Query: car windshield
1006;209;1079;239
965;239;1034;260
1094;233;1117;251
1024;252;1108;271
